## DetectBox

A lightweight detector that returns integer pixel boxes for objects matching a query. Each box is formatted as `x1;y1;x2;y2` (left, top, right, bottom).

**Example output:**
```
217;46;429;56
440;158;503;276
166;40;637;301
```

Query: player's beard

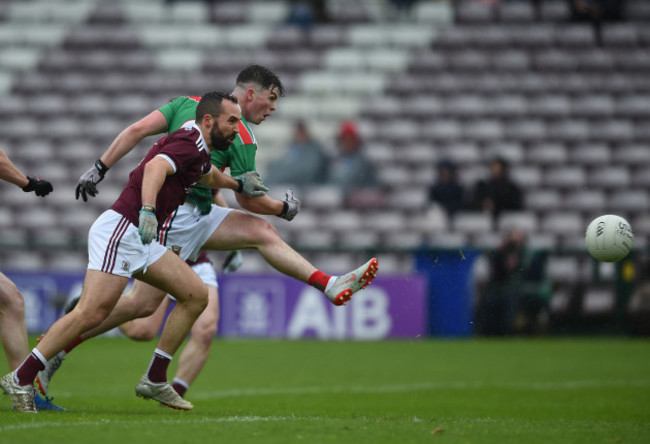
210;126;235;151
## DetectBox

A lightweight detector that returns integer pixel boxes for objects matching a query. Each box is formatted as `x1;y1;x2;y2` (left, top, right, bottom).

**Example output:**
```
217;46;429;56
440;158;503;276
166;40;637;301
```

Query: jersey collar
191;122;210;154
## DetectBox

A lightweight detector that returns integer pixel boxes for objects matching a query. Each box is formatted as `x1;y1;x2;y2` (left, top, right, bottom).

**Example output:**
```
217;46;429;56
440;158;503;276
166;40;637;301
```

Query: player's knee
0;282;24;315
260;219;280;236
76;308;110;331
138;299;162;317
176;288;208;318
195;293;209;314
193;321;217;346
193;312;218;344
193;287;209;311
251;218;281;245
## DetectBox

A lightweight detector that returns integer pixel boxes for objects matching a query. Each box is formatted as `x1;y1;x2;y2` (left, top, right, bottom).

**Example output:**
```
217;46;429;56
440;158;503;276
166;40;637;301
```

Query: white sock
173;378;189;390
325;276;338;292
154;348;173;360
32;348;48;366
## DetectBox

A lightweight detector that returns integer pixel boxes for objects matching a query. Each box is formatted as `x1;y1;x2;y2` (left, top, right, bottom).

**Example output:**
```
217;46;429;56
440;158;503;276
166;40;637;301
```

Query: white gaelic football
585;214;634;262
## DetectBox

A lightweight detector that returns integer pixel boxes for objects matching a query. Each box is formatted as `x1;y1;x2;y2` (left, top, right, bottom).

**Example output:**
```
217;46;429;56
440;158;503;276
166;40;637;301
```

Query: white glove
75;159;109;201
222;250;243;273
234;171;269;197
138;205;158;244
278;188;300;221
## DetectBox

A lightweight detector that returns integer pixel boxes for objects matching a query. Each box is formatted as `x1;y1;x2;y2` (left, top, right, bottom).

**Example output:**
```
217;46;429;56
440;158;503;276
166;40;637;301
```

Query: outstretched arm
199;165;241;191
0;149;29;188
76;110;169;201
101;110;168;169
0;149;53;196
199;167;268;197
235;193;284;215
235;188;300;221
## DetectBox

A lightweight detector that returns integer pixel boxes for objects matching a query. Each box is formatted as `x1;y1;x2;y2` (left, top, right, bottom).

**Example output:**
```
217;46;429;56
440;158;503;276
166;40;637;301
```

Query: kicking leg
202;210;379;305
202;210;317;282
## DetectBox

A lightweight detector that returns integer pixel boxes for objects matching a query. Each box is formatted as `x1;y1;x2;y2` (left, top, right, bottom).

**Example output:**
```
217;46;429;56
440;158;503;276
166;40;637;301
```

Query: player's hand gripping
22;176;53;197
222;250;244;273
75;159;109;201
138;204;158;244
234;171;269;197
278;188;300;221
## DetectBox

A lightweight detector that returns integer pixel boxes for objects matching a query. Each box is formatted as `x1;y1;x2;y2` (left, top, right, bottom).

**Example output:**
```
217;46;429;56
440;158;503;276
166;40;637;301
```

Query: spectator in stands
387;0;418;20
470;156;523;221
568;0;624;21
265;120;327;187
428;159;465;219
286;0;328;31
326;120;378;196
475;227;551;336
567;0;625;45
627;257;650;336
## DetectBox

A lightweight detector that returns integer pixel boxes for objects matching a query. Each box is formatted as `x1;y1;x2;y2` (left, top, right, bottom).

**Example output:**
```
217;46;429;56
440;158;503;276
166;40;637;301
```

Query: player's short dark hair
236;64;285;97
196;91;238;121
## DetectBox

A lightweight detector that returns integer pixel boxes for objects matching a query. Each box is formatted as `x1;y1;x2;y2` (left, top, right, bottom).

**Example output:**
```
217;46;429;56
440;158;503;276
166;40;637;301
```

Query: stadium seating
0;0;647;288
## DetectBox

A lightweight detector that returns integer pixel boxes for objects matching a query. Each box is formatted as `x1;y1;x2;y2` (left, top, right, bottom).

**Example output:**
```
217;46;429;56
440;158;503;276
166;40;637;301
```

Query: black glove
75;159;109;201
22;176;53;197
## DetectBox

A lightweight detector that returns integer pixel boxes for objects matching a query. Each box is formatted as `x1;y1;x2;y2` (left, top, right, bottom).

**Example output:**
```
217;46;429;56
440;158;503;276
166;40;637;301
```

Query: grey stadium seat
588;166;631;189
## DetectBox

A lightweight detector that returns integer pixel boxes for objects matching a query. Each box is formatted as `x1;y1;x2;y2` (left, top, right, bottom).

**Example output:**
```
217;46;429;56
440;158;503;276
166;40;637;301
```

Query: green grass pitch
1;337;649;443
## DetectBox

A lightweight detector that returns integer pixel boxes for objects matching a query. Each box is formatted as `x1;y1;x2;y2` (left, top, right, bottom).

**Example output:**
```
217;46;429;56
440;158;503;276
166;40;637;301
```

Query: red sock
15;353;45;386
147;350;171;383
308;270;331;292
172;381;188;398
64;336;83;353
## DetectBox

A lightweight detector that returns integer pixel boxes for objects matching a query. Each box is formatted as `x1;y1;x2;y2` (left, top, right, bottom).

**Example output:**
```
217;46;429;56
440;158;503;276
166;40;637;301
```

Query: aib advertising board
4;271;427;340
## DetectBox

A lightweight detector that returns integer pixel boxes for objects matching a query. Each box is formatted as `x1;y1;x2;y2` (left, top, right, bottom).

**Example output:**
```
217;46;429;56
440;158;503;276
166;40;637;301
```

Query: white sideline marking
0;416;326;432
3;379;647;432
40;379;650;400
193;379;650;400
1;380;648;431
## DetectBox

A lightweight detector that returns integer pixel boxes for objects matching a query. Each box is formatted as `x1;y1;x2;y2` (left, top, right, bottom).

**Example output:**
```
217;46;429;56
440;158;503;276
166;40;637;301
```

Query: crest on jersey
121;261;130;272
172;245;182;256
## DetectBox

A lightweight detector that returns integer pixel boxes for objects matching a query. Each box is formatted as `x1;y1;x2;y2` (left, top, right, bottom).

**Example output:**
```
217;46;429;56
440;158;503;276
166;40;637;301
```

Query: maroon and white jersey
111;123;212;229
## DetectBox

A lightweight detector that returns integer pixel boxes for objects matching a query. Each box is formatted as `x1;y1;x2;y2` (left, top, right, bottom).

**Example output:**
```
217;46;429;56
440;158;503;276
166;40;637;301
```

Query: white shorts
159;202;232;262
88;210;168;278
192;262;218;288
